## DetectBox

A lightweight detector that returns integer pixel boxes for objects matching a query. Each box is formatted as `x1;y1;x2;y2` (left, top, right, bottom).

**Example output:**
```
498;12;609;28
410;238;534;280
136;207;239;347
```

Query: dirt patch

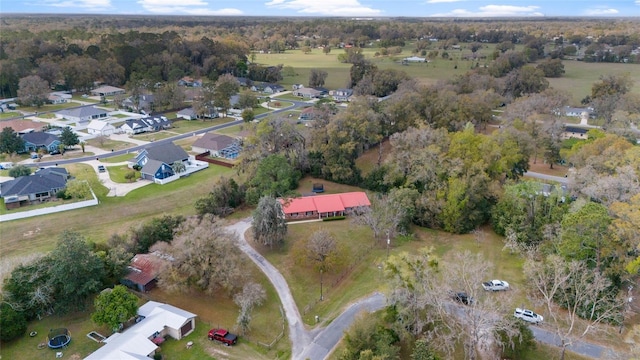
528;160;569;177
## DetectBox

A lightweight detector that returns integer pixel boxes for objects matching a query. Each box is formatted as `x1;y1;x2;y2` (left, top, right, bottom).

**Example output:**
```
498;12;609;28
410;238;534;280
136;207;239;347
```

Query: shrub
323;216;346;222
0;302;27;341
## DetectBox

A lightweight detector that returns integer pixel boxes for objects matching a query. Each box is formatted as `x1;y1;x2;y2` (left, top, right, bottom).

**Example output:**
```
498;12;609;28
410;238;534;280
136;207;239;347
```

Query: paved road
523;171;569;184
530;326;605;359
299;292;386;360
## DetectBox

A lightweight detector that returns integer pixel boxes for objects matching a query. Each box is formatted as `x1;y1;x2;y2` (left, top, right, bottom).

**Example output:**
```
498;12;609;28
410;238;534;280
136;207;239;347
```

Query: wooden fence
194;151;234;168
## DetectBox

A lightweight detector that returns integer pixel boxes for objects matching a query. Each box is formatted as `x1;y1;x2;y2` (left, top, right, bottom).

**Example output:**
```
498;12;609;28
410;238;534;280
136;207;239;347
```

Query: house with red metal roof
278;192;370;220
121;254;167;292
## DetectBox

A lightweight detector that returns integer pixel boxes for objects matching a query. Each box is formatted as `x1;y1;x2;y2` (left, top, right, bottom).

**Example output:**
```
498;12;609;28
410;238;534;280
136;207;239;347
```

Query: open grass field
0;111;22;119
106;165;140;183
131;130;175;142
255;43;640;107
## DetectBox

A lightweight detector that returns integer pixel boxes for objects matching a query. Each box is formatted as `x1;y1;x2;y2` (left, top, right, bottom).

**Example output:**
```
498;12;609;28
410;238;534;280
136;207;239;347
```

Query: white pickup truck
482;279;510;291
514;308;543;324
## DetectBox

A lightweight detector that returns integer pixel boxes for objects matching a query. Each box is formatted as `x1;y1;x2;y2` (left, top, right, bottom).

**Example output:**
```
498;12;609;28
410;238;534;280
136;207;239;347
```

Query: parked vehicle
97;165;106;173
0;162;13;169
514;308;543;324
482;279;510;291
451;292;474;305
208;328;237;346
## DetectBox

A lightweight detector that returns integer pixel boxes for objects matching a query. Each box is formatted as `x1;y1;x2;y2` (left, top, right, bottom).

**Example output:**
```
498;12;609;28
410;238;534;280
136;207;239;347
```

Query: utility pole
386;230;390;259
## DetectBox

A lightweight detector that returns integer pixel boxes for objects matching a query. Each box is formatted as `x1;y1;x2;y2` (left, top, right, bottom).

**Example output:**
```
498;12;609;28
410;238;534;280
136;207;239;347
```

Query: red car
208;328;238;346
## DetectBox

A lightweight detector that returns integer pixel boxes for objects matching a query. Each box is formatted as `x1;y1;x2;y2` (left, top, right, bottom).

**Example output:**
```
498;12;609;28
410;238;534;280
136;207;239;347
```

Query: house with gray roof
22;132;62;154
90;85;125;97
192;133;241;159
176;107;218;120
56;106;109;123
0;167;68;209
133;143;189;181
332;88;353;102
120;116;171;135
122;94;155;112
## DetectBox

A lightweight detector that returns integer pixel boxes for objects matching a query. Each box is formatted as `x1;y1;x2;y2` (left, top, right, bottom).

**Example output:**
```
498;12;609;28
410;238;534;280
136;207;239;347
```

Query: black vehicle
452;292;474;305
97;165;106;173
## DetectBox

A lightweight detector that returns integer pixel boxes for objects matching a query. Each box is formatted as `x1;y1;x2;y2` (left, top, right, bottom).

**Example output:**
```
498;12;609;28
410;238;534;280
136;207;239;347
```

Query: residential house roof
123;116;171;132
87;120;114;131
177;107;217;119
35;167;69;178
0;119;43;134
279;192;370;215
295;88;322;97
57;106;108;119
0;170;68;198
141;158;166;176
123;254;164;287
90;85;125;95
84;301;196;360
144;142;189;164
21;132;60;147
192;133;237;152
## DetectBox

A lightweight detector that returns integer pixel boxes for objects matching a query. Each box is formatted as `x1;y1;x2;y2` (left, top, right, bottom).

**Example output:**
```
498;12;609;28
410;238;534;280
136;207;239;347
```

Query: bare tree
299;230;341;301
234;282;266;335
386;250;517;360
17;75;49;108
156;215;247;295
252;196;287;249
352;194;406;241
524;255;624;360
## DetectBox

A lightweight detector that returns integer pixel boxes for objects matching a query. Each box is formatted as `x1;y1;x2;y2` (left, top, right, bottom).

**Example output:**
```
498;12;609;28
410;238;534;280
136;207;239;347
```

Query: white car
482;279;510;291
514;308;543;324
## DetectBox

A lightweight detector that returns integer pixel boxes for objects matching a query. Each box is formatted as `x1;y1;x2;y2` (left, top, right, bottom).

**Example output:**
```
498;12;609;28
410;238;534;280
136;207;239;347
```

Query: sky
1;0;639;17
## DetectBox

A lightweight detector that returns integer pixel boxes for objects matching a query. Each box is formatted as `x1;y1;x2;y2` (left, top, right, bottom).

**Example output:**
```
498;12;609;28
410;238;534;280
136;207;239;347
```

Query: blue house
134;143;189;181
22;132;62;154
0;167;68;209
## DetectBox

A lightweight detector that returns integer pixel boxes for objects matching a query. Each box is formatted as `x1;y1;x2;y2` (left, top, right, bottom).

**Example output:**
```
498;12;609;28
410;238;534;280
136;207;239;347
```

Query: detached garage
87;120;116;136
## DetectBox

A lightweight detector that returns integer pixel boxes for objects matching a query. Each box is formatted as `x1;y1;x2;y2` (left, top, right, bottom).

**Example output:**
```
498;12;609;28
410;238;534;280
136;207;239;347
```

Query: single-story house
122;94;155;112
56;106;109;123
120;116;171;135
47;93;69;104
293;87;322;99
84;301;196;360
121;254;165;292
0;119;44;134
298;107;320;121
90;85;125;97
279;191;371;220
192;133;242;159
87;120;117;136
250;83;265;92
0;167;68;209
134;142;189;181
264;84;285;94
403;56;427;63
22;132;62;154
177;77;202;87
557;106;594;118
236;77;250;87
176;107;218;120
332;88;353;102
562;125;589;139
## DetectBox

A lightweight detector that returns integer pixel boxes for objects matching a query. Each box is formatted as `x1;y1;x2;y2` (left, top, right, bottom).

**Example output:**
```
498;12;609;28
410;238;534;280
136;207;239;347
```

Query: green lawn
0;111;22;119
99;153;135;163
19;102;80;113
170;117;234;134
130;131;175;142
106;165;140;183
85;137;136;152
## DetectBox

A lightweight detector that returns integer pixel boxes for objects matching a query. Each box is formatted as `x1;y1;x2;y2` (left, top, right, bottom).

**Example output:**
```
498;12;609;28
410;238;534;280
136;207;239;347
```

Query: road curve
299;292;386;360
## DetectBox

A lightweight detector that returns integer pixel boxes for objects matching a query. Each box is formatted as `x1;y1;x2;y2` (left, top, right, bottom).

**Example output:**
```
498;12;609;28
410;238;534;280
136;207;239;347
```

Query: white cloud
137;0;242;15
430;4;544;17
583;7;619;16
39;0;112;10
265;0;383;16
426;0;463;3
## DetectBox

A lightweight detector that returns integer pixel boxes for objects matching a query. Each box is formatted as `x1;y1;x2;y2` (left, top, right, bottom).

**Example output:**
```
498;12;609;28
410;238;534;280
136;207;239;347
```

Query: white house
90;85;125;97
84;301;196;360
87;120;117;136
120;116;171;135
403;56;427;63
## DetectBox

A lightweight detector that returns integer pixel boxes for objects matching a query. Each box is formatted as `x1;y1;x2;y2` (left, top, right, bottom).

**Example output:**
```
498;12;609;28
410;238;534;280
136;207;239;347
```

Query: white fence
0;189;99;222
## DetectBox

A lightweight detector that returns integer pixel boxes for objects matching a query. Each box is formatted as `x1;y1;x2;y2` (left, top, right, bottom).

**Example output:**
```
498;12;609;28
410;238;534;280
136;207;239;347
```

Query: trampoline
48;328;71;349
